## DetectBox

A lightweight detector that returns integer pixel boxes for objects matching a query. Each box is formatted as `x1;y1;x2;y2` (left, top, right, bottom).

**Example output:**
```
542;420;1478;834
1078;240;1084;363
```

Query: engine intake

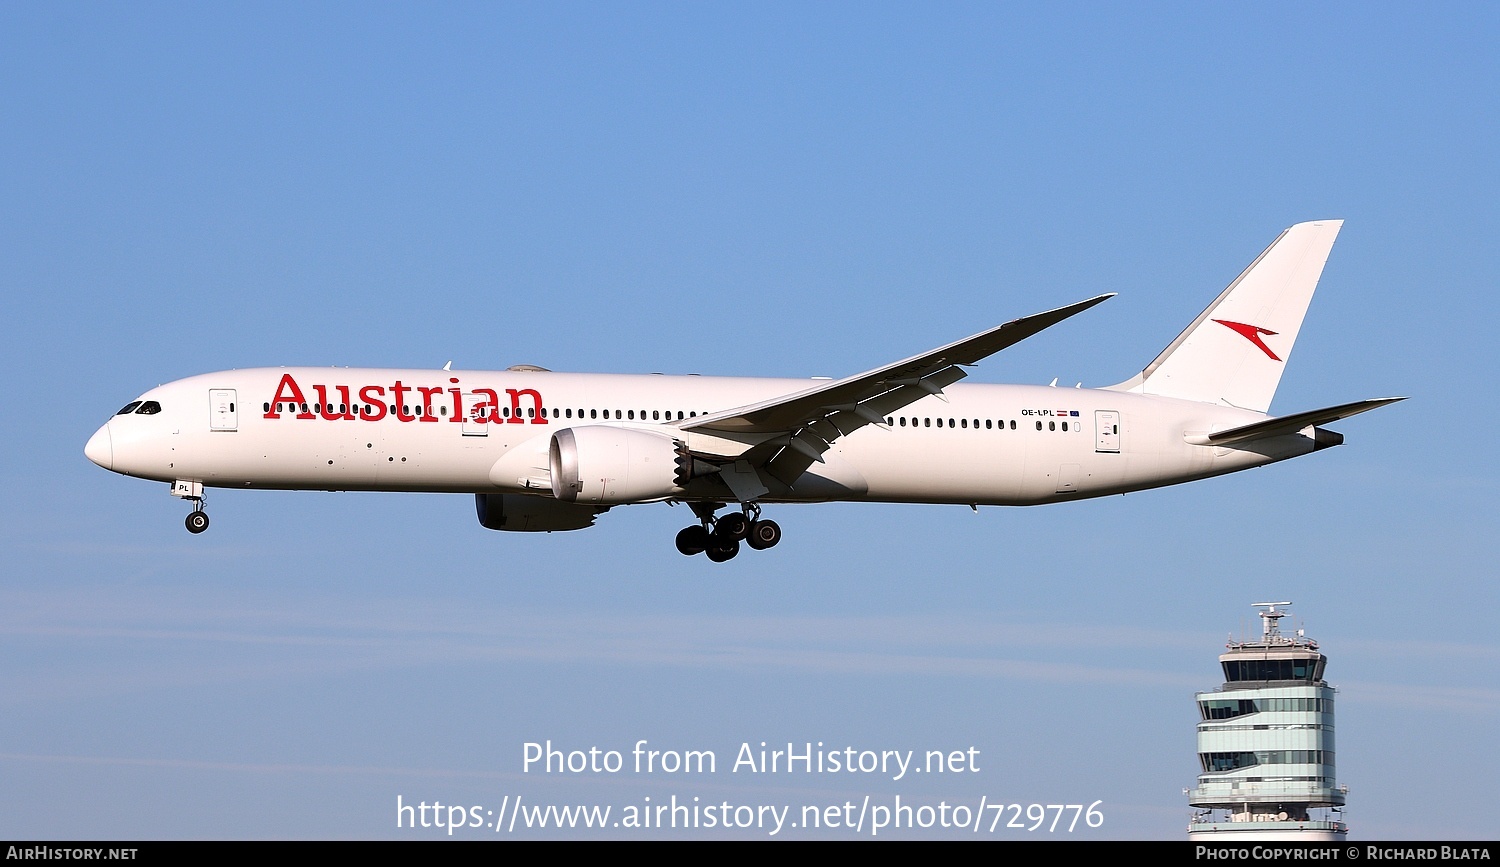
550;426;699;505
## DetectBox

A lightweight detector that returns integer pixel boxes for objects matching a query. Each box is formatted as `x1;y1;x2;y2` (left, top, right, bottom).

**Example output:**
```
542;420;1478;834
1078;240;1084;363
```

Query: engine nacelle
549;426;687;504
474;493;607;532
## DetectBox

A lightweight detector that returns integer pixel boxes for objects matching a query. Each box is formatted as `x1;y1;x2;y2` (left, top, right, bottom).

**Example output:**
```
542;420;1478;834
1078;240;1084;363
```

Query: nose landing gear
171;479;210;534
185;509;210;534
675;502;780;562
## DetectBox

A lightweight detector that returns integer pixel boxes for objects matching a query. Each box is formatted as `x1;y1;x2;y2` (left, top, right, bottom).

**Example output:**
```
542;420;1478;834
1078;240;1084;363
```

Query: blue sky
1;2;1495;839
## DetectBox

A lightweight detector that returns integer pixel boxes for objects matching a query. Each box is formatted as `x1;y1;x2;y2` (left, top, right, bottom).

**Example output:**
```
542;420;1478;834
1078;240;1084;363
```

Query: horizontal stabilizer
1185;397;1406;446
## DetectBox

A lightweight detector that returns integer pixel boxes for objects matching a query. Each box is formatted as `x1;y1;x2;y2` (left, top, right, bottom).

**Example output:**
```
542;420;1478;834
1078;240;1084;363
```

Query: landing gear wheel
745;519;782;550
185;510;210;534
705;536;740;562
675;525;710;556
716;511;750;541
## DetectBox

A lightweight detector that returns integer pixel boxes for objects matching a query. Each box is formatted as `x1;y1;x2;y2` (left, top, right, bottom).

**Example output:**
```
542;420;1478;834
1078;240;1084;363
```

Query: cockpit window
116;401;143;415
135;401;162;415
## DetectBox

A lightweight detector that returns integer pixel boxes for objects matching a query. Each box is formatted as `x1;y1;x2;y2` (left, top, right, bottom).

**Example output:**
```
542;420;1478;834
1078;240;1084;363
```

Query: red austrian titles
262;373;546;424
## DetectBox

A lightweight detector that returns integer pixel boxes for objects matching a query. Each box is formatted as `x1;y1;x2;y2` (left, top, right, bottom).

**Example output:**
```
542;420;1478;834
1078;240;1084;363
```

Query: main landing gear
675;503;781;562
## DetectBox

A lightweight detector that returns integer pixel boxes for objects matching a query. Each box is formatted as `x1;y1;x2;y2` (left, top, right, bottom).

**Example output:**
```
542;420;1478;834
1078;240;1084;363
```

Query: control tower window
116;401;143;415
1199;750;1332;773
1222;658;1321;683
135;401;162;415
1199;698;1259;721
1200;751;1258;773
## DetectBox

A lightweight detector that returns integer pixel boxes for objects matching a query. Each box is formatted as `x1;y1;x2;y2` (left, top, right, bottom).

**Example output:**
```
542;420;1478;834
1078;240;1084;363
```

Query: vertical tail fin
1109;220;1343;413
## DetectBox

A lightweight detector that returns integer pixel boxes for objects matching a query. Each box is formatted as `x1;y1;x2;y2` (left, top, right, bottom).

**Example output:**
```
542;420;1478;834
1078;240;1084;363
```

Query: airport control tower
1188;603;1348;840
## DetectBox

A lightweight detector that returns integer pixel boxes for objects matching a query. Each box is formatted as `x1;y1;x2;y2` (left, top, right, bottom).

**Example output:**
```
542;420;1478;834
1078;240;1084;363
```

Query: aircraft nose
85;423;113;470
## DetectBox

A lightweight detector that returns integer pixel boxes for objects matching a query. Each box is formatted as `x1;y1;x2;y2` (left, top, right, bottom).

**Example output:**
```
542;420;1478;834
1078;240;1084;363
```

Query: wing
677;293;1113;491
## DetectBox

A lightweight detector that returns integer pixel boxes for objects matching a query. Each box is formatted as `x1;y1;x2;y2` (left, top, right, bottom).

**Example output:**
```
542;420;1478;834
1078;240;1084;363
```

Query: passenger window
117;401;143;415
985;420;992;429
135;401;162;415
961;419;968;428
1062;421;1068;432
1010;420;1016;430
1036;421;1042;431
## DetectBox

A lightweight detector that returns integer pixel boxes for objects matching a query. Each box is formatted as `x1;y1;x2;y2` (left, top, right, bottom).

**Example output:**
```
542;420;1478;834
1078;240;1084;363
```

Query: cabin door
209;389;238;431
1095;410;1120;453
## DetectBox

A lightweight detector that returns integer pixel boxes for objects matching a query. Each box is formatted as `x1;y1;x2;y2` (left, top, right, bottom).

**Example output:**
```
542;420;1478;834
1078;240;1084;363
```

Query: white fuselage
87;367;1315;507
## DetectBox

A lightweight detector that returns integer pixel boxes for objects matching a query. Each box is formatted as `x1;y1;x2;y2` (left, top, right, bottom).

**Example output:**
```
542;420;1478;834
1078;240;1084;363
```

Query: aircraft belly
185;415;504;492
846;430;1026;505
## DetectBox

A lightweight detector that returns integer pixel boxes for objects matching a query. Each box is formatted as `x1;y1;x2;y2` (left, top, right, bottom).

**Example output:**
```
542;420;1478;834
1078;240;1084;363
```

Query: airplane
85;220;1402;562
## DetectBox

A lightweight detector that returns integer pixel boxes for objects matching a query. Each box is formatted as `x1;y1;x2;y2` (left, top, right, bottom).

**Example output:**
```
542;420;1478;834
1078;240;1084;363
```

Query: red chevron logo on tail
1213;319;1282;361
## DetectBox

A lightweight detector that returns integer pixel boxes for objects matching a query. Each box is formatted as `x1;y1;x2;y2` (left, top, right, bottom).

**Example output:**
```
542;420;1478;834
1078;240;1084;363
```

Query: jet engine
550;426;709;505
474;493;607;532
